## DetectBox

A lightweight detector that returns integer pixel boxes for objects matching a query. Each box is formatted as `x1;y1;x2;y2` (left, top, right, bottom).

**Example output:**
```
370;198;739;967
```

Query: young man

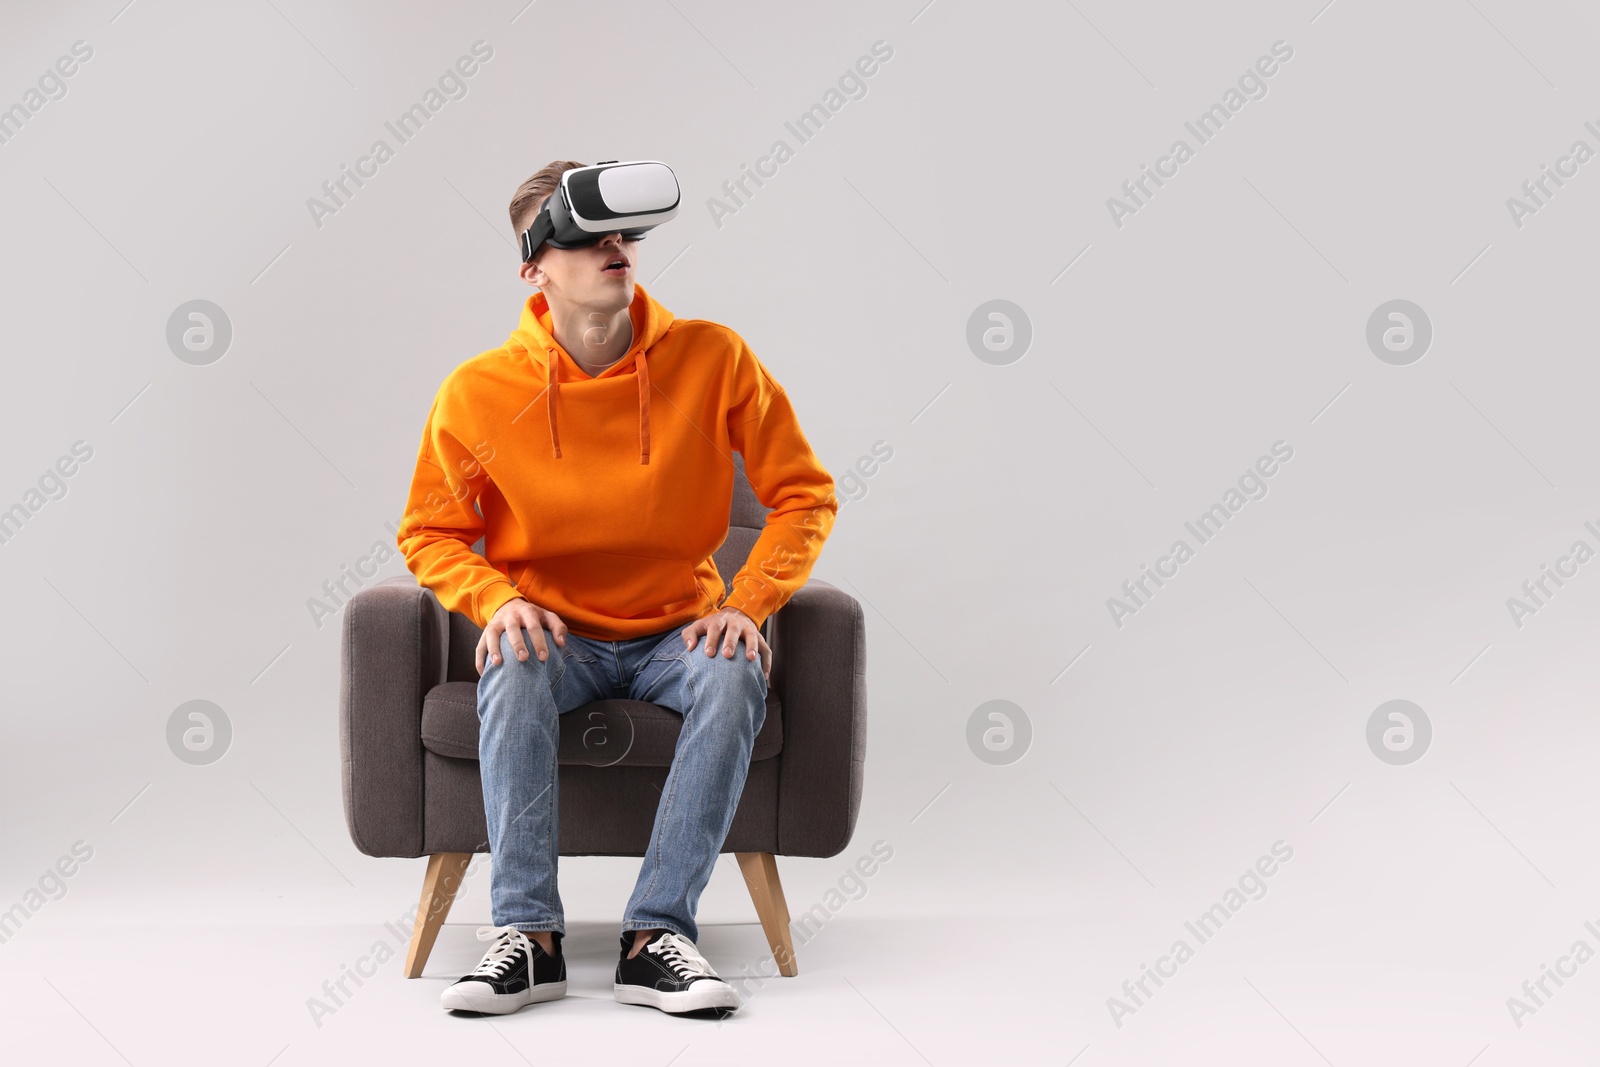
395;160;837;1016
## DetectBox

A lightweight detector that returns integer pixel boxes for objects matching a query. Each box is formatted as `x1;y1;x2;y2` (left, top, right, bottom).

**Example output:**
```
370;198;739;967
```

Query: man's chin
596;278;635;304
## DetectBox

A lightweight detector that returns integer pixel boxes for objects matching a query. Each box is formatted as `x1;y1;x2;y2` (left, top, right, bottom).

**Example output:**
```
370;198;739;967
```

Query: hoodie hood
508;282;676;463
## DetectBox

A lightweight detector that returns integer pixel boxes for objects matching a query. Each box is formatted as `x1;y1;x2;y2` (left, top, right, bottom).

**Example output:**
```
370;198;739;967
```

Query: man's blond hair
509;159;586;239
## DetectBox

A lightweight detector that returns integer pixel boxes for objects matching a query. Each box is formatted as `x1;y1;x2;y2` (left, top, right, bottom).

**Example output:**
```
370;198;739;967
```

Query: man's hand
477;596;569;675
682;606;771;682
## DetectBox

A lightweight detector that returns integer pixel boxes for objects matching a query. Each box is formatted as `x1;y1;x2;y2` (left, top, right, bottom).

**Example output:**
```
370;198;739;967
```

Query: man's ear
519;259;546;287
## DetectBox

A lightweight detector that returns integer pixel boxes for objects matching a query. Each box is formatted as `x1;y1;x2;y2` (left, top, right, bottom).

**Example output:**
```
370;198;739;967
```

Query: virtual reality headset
519;159;681;263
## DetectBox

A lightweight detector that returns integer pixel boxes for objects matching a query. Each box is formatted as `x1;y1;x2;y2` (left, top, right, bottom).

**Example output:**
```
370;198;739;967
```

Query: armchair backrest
713;450;770;598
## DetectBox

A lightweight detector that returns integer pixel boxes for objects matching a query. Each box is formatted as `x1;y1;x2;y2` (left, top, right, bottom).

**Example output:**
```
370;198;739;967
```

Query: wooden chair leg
736;851;798;977
404;852;473;978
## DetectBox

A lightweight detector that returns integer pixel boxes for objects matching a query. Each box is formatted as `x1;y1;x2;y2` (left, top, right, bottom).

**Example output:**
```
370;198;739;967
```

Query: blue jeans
476;621;768;943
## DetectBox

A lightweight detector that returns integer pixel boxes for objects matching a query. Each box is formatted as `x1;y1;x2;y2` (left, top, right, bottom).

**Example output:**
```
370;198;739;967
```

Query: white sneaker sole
614;980;740;1014
442;980;567;1014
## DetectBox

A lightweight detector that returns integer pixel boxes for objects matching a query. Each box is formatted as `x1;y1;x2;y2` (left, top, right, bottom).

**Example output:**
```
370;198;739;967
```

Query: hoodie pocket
522;552;701;620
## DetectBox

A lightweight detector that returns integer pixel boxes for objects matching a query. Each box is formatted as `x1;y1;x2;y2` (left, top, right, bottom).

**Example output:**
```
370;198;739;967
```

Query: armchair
339;453;866;978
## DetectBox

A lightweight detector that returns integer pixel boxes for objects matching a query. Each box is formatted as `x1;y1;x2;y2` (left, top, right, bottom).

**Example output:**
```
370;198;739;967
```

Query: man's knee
480;629;566;716
691;643;767;721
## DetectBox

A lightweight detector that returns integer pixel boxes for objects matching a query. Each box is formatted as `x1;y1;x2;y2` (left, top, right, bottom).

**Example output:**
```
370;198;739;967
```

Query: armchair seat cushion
419;681;785;767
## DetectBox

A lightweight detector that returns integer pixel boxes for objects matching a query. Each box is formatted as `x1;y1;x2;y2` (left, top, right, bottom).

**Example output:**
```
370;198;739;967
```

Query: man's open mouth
602;256;629;272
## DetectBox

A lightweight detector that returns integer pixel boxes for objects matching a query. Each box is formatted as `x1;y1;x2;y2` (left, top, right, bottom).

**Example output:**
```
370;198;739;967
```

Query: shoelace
468;925;532;979
648;933;719;980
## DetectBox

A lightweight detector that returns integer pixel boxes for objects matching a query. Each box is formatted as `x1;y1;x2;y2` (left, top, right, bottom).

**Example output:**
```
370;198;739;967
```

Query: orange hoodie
396;283;838;641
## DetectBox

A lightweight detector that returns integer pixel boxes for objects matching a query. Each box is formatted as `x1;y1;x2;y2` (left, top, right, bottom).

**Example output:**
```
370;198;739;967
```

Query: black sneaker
441;925;566;1014
614;929;740;1014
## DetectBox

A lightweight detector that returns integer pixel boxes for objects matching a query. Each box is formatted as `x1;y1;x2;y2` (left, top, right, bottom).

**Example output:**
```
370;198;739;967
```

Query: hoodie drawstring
544;344;651;464
545;346;562;459
636;350;651;464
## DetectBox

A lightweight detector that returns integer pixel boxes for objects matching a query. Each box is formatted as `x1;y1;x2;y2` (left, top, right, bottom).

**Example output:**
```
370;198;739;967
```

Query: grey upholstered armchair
339;453;866;979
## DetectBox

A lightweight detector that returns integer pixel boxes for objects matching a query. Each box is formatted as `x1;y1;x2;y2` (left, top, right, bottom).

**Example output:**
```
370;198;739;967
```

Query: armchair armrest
768;579;867;857
339;574;451;859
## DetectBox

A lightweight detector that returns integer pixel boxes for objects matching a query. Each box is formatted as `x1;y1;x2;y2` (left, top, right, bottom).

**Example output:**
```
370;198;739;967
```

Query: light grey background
3;0;1598;1063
